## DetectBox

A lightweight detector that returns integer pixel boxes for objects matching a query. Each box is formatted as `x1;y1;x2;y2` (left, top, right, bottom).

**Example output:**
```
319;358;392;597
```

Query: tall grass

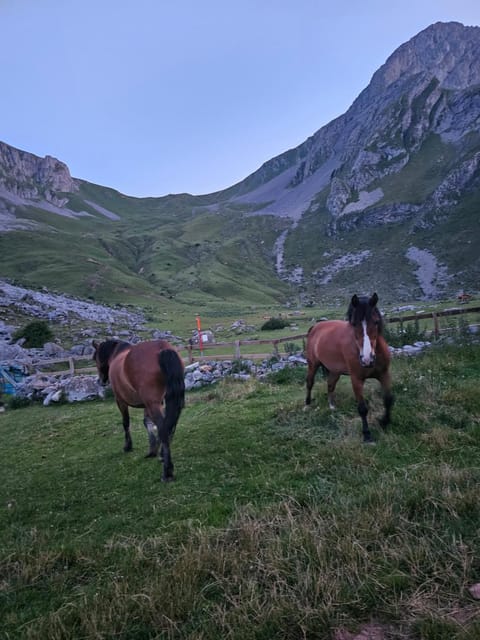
1;343;479;639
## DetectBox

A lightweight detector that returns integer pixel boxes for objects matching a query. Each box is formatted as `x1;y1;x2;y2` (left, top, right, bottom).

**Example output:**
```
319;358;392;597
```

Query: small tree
12;320;54;348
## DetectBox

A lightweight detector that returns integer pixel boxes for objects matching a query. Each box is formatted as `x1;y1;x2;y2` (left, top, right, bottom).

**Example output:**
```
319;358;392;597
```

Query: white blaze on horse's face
360;320;375;366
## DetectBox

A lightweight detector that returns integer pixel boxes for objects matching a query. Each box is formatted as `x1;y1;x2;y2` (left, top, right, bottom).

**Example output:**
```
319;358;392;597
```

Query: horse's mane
97;339;131;364
346;294;384;334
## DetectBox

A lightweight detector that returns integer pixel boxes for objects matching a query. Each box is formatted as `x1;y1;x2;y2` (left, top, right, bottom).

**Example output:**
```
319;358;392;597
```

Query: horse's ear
369;293;379;307
351;294;359;307
92;340;99;349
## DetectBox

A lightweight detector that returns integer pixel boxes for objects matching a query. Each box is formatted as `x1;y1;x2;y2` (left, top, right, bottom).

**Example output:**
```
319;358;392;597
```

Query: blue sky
2;1;479;197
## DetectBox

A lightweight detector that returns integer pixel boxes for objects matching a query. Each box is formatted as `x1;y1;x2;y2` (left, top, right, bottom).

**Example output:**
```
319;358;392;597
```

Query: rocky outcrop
0;142;119;223
0;141;78;206
0;280;145;327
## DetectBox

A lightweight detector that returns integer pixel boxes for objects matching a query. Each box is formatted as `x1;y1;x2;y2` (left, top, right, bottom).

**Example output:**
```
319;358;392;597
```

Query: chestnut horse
93;339;185;481
305;293;393;442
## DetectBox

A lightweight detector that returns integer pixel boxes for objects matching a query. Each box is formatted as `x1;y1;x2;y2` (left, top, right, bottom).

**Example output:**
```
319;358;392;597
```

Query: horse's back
111;340;181;405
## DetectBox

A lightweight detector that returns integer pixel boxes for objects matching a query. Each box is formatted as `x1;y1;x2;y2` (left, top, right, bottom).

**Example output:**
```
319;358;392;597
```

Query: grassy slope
1;342;479;639
0;183;290;313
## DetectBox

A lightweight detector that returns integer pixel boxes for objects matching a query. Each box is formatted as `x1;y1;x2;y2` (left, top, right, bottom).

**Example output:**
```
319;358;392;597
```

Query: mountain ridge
0;21;479;307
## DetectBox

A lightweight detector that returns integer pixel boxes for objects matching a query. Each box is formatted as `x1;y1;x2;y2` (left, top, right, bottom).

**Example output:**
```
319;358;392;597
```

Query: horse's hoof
363;439;376;446
303;404;311;412
123;446;133;453
161;475;175;483
144;451;157;458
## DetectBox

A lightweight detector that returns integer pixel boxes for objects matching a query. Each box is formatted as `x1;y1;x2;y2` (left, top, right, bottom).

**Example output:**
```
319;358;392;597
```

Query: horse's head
92;339;131;385
92;340;111;385
347;293;383;367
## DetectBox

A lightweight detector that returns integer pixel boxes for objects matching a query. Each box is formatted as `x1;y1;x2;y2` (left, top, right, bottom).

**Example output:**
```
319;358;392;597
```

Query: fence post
432;312;440;339
234;340;241;359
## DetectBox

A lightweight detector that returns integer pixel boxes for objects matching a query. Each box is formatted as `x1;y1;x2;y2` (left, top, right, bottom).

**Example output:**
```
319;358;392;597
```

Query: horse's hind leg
143;412;159;458
150;408;174;482
117;401;133;452
305;361;320;407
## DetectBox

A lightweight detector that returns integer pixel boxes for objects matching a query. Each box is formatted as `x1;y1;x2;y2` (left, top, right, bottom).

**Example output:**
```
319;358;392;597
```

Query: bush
383;319;427;347
284;342;301;355
267;365;306;385
261;317;290;331
12;320;54;348
6;395;32;410
230;359;252;374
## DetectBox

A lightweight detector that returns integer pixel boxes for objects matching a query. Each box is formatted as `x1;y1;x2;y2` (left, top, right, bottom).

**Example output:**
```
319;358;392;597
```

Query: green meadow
1;340;479;639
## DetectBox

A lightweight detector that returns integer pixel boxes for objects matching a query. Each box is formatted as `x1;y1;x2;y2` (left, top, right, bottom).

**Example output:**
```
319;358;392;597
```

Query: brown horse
93;339;185;481
305;293;394;442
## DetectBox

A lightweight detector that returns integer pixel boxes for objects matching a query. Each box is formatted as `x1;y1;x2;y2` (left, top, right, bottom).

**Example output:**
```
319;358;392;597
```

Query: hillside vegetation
1;341;479;639
0;186;291;311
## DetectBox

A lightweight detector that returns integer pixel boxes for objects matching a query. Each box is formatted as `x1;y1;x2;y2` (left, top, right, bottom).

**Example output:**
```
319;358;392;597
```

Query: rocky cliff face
227;22;480;224
0;141;78;207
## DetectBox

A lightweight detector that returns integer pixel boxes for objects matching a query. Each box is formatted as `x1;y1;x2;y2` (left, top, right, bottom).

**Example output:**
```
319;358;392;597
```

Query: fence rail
184;305;480;362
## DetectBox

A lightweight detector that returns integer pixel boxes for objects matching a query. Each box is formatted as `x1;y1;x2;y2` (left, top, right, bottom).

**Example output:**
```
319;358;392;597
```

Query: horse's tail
159;349;185;437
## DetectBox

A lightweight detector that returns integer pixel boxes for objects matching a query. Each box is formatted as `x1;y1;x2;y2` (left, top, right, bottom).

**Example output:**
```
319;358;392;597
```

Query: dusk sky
2;1;479;197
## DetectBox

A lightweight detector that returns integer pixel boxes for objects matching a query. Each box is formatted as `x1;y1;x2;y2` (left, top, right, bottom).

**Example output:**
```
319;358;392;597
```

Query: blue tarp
0;365;28;395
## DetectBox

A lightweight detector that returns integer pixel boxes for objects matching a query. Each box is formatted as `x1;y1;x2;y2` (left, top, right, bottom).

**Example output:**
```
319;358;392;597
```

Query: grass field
1;341;480;639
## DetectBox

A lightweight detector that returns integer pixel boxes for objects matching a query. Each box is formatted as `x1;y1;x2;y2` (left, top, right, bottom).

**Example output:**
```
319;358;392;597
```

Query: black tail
159;349;185;437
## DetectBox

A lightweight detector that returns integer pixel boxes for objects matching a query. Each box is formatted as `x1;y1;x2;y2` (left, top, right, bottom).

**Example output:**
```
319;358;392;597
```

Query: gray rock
63;376;103;402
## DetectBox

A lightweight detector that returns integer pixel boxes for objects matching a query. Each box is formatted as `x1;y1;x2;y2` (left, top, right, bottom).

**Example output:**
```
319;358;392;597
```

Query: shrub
284;342;301;355
230;359;252;374
383;319;427;347
261;317;290;331
12;320;54;348
6;395;32;410
267;365;306;385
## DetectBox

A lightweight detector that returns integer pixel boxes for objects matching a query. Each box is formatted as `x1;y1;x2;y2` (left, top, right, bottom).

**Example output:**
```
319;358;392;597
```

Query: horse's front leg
327;371;340;410
378;371;394;429
143;412;160;458
117;400;133;452
350;377;372;443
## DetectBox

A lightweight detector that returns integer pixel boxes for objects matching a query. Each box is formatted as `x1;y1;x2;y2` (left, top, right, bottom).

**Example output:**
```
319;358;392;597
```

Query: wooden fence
184;305;480;363
2;305;479;385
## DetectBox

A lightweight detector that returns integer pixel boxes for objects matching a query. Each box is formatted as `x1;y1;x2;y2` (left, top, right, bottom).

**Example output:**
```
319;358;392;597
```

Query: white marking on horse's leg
362;320;372;365
328;392;336;410
145;418;158;437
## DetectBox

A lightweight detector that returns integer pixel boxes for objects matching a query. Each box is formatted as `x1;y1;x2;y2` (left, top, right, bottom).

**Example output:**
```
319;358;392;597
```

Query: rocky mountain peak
227;21;480;224
373;22;480;90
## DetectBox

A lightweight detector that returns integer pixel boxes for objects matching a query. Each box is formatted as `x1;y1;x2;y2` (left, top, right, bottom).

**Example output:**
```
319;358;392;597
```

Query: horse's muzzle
360;354;376;368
